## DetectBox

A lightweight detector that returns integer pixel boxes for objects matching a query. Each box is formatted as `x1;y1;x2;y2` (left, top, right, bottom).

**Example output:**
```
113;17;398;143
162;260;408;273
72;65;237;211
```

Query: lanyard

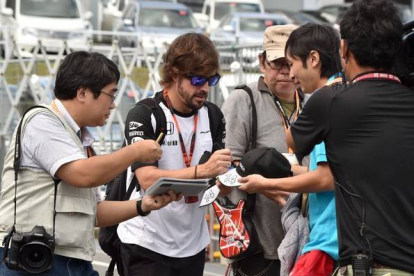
353;73;401;84
271;89;301;154
272;89;302;130
163;90;198;168
326;73;343;86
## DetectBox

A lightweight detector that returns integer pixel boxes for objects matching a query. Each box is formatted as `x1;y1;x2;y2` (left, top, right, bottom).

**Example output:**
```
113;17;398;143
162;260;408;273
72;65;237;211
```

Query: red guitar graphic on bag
212;200;251;258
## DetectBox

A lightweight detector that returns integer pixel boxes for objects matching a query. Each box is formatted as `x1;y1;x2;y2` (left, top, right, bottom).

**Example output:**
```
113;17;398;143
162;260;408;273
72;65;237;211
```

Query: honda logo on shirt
167;122;174;135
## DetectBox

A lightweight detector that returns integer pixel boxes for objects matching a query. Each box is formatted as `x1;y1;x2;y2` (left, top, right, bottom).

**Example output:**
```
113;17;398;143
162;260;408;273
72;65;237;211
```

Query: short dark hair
340;0;403;69
160;33;219;87
54;51;120;100
285;23;341;78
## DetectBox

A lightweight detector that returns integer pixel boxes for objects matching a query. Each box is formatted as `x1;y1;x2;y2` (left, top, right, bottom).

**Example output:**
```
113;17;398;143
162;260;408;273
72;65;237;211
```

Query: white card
282;153;299;165
217;168;242;187
199;185;220;207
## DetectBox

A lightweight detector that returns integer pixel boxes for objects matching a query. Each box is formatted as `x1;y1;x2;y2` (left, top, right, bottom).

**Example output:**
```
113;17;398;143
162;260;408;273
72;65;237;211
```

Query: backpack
212;84;262;262
98;92;224;276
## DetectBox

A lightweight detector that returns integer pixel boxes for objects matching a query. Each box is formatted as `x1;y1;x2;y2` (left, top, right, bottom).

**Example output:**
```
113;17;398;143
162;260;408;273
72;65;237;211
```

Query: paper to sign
199;185;220;207
217;168;242;187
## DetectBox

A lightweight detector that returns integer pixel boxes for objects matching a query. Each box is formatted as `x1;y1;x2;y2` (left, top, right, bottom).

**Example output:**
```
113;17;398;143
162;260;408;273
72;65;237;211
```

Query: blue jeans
0;248;98;276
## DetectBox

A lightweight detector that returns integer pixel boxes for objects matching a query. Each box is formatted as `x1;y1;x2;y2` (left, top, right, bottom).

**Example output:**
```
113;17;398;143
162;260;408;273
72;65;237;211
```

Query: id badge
282;153;299;165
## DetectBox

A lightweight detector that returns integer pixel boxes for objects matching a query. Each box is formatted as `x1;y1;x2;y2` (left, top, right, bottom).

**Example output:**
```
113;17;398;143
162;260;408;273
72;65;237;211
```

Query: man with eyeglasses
220;24;305;276
118;33;233;276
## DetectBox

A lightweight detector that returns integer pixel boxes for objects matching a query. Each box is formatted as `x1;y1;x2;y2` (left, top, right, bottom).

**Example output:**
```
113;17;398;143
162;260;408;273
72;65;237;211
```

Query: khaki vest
0;105;97;261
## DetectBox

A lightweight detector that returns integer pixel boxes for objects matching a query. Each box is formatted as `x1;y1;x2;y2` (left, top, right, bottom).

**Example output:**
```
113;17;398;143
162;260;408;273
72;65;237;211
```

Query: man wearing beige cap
220;24;304;276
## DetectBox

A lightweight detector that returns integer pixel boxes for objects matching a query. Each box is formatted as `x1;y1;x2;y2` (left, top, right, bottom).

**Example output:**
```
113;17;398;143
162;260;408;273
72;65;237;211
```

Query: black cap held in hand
236;147;291;178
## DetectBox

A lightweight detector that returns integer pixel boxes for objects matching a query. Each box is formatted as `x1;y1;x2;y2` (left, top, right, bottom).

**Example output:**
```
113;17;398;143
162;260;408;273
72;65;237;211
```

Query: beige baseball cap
263;24;298;61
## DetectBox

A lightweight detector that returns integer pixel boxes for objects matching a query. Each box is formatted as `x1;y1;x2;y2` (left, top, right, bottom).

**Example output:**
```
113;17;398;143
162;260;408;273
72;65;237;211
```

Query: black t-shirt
291;78;414;272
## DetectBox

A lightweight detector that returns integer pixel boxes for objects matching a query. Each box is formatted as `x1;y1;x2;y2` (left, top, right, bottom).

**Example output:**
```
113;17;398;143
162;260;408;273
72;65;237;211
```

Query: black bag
98;172;136;276
99;93;224;275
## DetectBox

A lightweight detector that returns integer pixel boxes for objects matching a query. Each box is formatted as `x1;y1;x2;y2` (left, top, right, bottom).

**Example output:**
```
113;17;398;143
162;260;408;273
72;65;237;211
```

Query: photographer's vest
0;105;97;261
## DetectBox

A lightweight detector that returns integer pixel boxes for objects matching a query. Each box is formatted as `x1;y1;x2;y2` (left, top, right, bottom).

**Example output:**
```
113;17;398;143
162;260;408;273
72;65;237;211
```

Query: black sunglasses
186;74;221;87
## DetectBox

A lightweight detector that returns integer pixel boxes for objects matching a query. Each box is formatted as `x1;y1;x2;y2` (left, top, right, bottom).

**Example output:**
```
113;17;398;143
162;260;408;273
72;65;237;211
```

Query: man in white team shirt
118;33;233;276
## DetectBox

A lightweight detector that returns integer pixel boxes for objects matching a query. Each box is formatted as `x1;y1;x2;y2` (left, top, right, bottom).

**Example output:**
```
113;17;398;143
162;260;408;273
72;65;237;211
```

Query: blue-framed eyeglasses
186;74;221;87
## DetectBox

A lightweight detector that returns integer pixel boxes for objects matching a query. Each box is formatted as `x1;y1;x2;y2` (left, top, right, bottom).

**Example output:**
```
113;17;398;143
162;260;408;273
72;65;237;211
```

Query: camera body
6;226;55;274
351;252;372;276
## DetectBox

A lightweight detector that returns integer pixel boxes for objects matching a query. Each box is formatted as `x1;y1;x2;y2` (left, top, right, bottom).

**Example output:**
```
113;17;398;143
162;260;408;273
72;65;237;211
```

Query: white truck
1;0;92;57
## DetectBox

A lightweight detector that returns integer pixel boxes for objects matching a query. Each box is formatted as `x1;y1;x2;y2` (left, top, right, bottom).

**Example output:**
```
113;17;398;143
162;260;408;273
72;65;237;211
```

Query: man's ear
258;54;266;74
340;39;348;63
309;50;320;68
77;87;87;102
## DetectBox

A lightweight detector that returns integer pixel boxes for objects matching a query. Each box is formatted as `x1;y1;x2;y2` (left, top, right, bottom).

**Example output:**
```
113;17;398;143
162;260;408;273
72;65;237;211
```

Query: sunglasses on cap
185;74;221;87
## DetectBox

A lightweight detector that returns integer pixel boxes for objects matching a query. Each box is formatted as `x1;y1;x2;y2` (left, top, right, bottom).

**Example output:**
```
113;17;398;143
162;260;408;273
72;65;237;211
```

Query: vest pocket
51;194;95;249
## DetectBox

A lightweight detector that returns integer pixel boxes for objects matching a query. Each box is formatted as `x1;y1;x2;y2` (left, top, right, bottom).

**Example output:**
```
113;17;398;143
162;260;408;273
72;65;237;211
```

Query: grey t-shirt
221;77;304;260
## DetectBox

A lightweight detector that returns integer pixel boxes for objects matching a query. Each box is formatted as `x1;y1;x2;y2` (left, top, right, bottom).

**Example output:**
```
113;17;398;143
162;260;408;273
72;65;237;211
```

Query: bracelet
194;165;198;179
136;198;151;217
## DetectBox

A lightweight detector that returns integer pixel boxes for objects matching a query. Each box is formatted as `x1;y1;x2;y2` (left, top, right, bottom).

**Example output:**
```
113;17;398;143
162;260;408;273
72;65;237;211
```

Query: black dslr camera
394;20;414;88
3;226;55;274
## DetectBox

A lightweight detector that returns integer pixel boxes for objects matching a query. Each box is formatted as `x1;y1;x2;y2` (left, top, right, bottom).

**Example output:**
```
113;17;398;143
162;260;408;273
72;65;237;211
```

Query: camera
351;252;372;276
5;226;55;274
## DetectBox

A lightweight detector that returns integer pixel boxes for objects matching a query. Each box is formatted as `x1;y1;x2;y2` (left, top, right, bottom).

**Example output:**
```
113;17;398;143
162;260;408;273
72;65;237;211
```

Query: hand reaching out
141;190;183;213
238;174;289;206
237;174;268;194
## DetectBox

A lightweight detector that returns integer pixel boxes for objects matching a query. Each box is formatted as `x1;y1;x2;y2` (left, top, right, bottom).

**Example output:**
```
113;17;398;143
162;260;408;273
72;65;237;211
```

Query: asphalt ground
93;239;227;276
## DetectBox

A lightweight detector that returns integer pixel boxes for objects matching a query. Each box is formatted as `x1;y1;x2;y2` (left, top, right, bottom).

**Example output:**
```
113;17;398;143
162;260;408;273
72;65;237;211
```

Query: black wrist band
136;198;151;217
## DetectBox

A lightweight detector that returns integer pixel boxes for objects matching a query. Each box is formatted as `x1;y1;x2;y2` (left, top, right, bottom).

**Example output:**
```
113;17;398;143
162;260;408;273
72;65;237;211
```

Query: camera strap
11;106;61;244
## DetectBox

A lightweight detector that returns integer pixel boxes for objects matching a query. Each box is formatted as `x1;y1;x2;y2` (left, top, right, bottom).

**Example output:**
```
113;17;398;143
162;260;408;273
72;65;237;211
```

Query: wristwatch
136;197;151;217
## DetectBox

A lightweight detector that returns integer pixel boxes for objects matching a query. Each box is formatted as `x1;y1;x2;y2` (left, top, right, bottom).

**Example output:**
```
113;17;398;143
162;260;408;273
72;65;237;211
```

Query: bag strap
105;259;116;276
204;101;221;148
2;106;62;265
235;85;258;150
235;85;258;212
125;175;137;200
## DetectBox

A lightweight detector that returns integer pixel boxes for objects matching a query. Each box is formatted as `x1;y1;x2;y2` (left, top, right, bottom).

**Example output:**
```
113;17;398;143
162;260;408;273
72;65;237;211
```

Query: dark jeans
232;253;281;276
0;248;98;276
120;243;206;276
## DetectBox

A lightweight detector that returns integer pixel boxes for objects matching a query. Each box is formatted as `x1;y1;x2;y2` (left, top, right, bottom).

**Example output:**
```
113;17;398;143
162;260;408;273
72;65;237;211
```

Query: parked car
1;0;92;57
97;0;177;33
193;0;264;33
210;12;292;69
0;9;18;57
319;3;413;25
279;10;331;25
117;1;202;52
211;12;292;46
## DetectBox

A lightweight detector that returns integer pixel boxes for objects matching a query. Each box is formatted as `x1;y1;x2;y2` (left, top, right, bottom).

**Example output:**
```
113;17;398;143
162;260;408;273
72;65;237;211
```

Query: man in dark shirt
286;0;414;274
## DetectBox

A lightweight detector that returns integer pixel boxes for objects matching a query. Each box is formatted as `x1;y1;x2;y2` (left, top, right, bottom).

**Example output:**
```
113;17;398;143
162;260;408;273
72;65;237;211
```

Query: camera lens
20;242;53;273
